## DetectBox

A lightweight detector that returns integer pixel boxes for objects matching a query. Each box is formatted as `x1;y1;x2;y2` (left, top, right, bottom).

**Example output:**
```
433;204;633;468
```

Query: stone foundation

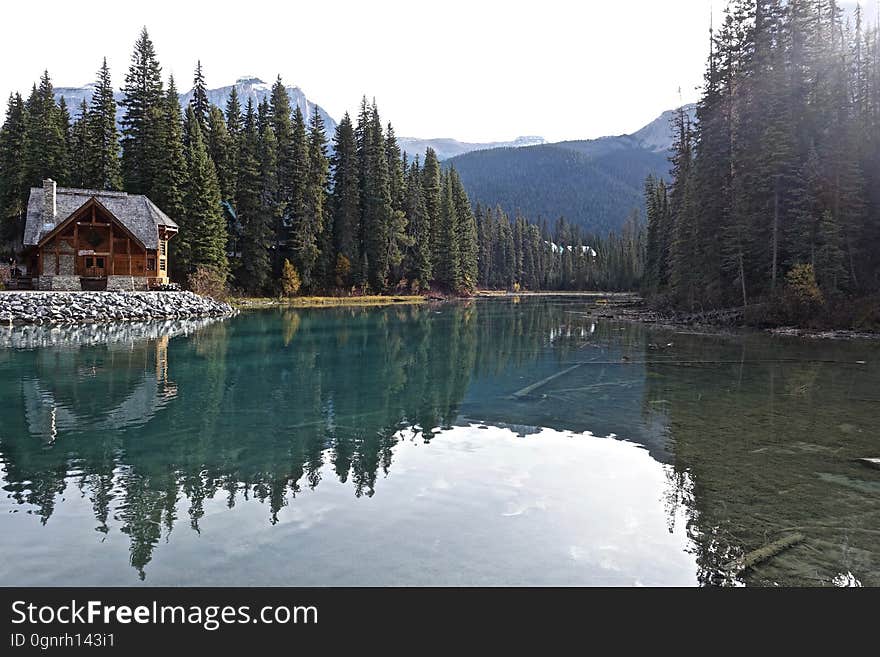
37;275;81;291
107;276;149;292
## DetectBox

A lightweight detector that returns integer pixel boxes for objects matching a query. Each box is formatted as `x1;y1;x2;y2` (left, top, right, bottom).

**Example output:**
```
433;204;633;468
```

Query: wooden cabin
22;180;178;291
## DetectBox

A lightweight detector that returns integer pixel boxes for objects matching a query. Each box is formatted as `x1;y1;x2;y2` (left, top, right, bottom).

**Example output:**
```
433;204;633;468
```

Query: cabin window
147;258;156;271
160;241;167;256
159;258;167;271
85;257;94;268
96;257;105;269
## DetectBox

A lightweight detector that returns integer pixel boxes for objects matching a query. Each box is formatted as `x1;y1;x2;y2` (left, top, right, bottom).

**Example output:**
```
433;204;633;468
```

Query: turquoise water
0;298;878;586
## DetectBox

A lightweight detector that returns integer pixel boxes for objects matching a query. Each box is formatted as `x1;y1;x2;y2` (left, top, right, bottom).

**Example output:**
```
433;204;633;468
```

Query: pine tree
305;109;329;291
68;100;90;188
329;113;360;287
288;106;313;285
155;76;187;262
269;76;294;270
450;168;478;292
384;122;410;285
207;106;234;202
182;105;228;277
421;147;442;274
359;102;394;290
404;156;431;289
434;171;461;289
0;93;28;242
237;98;272;294
24;72;69;187
189;60;210;135
85;58;122;190
224;84;242;205
120;28;164;196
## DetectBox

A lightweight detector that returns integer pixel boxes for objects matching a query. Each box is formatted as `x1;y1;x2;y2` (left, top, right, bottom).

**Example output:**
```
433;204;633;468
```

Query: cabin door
81;255;107;278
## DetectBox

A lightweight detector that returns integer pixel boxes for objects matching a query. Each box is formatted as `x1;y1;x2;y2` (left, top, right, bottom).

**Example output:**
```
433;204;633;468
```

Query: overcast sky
3;1;735;142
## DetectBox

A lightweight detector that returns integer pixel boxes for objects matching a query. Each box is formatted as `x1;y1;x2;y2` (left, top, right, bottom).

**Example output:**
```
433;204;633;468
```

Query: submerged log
512;364;583;398
722;533;805;576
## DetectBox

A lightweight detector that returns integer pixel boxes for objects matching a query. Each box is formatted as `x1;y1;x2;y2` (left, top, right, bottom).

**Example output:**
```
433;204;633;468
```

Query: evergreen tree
305;109;330;290
154;76;187;252
24;72;69;187
384;122;409;285
189;60;210;135
85;58;122;190
237;99;272;293
287;106;312;285
207;106;234;202
421;147;442;273
120;28;164;196
68;100;90;188
329;113;360;287
182;105;228;277
269;76;294;270
0;93;28;241
434;171;461;289
404;156;431;289
450;168;478;292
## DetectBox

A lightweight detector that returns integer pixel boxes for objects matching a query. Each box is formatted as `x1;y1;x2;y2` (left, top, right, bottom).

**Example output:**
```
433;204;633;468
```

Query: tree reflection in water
1;300;878;585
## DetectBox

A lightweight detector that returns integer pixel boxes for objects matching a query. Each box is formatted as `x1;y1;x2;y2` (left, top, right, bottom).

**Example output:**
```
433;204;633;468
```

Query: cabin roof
23;187;178;249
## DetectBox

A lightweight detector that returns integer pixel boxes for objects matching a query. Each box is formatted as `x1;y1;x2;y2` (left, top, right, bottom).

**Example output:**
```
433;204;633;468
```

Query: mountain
398;135;544;161
178;77;336;134
54;76;336;134
446;104;696;236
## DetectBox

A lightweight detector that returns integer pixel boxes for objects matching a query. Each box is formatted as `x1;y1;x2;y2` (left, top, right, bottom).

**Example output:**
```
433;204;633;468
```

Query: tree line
0;27;648;295
476;207;644;291
644;0;880;310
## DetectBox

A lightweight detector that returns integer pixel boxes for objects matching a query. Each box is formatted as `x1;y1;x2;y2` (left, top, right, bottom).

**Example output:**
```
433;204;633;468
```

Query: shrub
281;259;302;297
334;254;351;288
786;263;824;306
187;266;229;300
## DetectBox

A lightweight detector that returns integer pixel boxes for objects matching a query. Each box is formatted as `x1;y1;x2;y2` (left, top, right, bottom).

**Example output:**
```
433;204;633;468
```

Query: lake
0;297;878;586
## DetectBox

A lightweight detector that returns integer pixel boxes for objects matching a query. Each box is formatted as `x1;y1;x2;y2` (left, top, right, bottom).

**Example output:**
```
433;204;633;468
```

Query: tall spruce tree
68;100;90;188
404;156;431;289
189;60;210;135
329;113;360;287
0;93;28;241
86;58;122;190
421;147;442;275
207;106;234;202
450;168;478;292
359;102;394;290
237;98;272;293
120;28;164;196
182;105;228;277
305;109;329;290
24;72;69;187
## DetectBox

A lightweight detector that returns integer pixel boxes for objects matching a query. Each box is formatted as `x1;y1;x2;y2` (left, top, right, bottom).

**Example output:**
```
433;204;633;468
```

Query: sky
0;0;748;142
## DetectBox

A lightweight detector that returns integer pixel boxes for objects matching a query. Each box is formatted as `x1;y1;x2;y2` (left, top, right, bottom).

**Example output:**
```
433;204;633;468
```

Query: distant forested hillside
446;139;670;235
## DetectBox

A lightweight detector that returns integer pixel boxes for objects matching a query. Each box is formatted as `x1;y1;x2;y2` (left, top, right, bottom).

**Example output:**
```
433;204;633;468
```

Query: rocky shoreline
0;291;236;325
601;302;880;341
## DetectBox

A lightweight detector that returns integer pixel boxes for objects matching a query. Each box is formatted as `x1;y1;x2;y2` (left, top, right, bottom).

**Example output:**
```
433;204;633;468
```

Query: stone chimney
43;179;56;224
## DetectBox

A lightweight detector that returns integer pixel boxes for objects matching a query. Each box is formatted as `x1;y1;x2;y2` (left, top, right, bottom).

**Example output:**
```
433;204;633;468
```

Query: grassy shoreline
229;290;642;310
230;295;426;309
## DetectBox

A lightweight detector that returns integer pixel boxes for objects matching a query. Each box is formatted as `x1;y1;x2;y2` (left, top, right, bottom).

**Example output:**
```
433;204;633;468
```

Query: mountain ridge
53;76;336;134
444;104;697;236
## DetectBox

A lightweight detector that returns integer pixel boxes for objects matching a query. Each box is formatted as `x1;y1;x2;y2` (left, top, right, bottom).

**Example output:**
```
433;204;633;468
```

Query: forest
645;0;880;320
0;28;644;296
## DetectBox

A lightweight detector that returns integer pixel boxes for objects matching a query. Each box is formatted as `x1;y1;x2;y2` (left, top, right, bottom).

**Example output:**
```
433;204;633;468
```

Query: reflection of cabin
22;179;178;291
